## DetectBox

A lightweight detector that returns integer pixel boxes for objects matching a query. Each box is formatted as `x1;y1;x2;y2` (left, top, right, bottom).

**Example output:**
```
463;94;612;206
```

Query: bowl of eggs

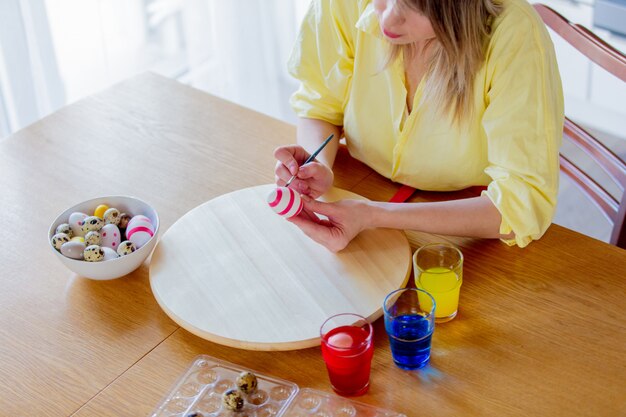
48;196;159;280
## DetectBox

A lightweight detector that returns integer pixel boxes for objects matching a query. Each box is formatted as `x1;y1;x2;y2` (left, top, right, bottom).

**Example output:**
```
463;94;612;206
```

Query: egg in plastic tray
151;355;298;417
153;355;406;417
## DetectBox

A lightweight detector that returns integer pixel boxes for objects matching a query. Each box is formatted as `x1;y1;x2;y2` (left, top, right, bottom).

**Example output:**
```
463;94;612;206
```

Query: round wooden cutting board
149;184;411;351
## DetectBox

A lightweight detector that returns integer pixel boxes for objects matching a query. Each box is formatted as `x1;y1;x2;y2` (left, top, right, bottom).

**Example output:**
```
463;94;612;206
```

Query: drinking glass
320;313;373;396
383;288;435;370
414;243;463;322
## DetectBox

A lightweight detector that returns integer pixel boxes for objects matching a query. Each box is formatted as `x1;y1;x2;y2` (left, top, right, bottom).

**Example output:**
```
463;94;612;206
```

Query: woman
274;0;564;252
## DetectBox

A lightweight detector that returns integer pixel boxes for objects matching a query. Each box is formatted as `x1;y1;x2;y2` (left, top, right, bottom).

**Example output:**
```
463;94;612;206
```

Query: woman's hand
274;145;334;198
288;196;369;252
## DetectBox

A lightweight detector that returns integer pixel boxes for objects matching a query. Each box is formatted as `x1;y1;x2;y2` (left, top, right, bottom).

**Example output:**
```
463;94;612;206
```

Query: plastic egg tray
282;389;407;417
152;355;406;417
151;355;298;417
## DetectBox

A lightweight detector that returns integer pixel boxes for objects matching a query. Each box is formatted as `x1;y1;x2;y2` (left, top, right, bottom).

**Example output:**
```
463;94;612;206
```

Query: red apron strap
467;185;488;195
389;184;416;203
388;184;487;203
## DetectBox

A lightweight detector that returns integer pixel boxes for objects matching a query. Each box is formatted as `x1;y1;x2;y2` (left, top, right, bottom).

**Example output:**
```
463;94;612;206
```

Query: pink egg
100;224;122;250
267;187;303;219
126;219;154;248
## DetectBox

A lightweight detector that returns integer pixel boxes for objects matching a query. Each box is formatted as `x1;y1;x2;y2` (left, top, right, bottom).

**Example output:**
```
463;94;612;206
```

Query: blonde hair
390;0;502;125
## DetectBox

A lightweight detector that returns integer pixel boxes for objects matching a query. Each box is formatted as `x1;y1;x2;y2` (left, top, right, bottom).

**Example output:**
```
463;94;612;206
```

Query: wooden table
1;73;625;417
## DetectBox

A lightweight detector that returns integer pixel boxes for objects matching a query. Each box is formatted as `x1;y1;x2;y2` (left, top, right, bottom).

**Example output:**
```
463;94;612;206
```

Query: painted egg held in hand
267;187;303;219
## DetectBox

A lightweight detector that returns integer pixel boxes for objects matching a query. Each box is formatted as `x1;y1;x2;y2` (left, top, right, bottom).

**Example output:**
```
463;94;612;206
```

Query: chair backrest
533;3;626;249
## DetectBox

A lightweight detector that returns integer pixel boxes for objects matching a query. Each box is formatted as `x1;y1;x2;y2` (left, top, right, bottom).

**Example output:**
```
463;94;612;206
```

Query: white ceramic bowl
48;196;160;280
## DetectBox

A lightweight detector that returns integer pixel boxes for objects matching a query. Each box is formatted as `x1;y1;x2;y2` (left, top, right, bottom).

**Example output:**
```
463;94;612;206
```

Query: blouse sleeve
287;0;359;126
481;7;564;247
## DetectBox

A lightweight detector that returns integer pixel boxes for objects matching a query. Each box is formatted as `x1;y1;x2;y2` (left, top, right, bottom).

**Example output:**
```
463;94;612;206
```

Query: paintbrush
285;133;335;187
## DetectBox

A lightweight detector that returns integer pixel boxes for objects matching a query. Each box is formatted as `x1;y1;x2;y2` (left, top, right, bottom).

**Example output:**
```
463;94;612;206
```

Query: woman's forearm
296;118;342;168
296;118;511;240
363;194;512;239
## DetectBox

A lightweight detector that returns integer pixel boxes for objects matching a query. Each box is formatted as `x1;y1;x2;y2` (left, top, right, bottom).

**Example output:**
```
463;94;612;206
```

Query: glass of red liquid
320;313;374;396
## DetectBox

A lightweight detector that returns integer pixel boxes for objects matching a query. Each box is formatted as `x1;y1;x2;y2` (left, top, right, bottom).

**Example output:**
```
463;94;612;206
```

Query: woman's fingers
298;205;321;223
287;197;347;251
273;145;309;175
288;215;331;245
300;194;334;214
295;163;334;198
274;160;293;185
274;145;316;191
295;164;320;181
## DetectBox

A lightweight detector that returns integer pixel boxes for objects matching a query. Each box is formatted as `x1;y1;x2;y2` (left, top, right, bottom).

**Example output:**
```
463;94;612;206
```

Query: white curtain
0;0;65;138
0;0;310;138
187;0;308;123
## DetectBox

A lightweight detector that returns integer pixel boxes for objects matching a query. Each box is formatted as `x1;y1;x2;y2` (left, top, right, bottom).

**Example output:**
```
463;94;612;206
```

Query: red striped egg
126;216;154;249
267;187;303;219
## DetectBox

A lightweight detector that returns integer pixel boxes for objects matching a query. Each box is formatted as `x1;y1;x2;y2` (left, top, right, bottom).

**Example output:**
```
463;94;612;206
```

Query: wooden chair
533;3;626;249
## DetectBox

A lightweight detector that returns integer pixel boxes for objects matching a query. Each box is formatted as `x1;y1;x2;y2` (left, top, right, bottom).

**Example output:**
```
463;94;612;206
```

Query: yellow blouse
288;0;564;247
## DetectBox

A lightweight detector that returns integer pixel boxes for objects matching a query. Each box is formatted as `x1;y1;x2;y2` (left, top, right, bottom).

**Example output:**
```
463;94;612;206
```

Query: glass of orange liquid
413;243;463;323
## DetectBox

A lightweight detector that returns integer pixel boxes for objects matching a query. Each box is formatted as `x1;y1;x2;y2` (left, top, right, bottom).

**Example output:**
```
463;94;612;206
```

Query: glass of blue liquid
383;288;436;370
